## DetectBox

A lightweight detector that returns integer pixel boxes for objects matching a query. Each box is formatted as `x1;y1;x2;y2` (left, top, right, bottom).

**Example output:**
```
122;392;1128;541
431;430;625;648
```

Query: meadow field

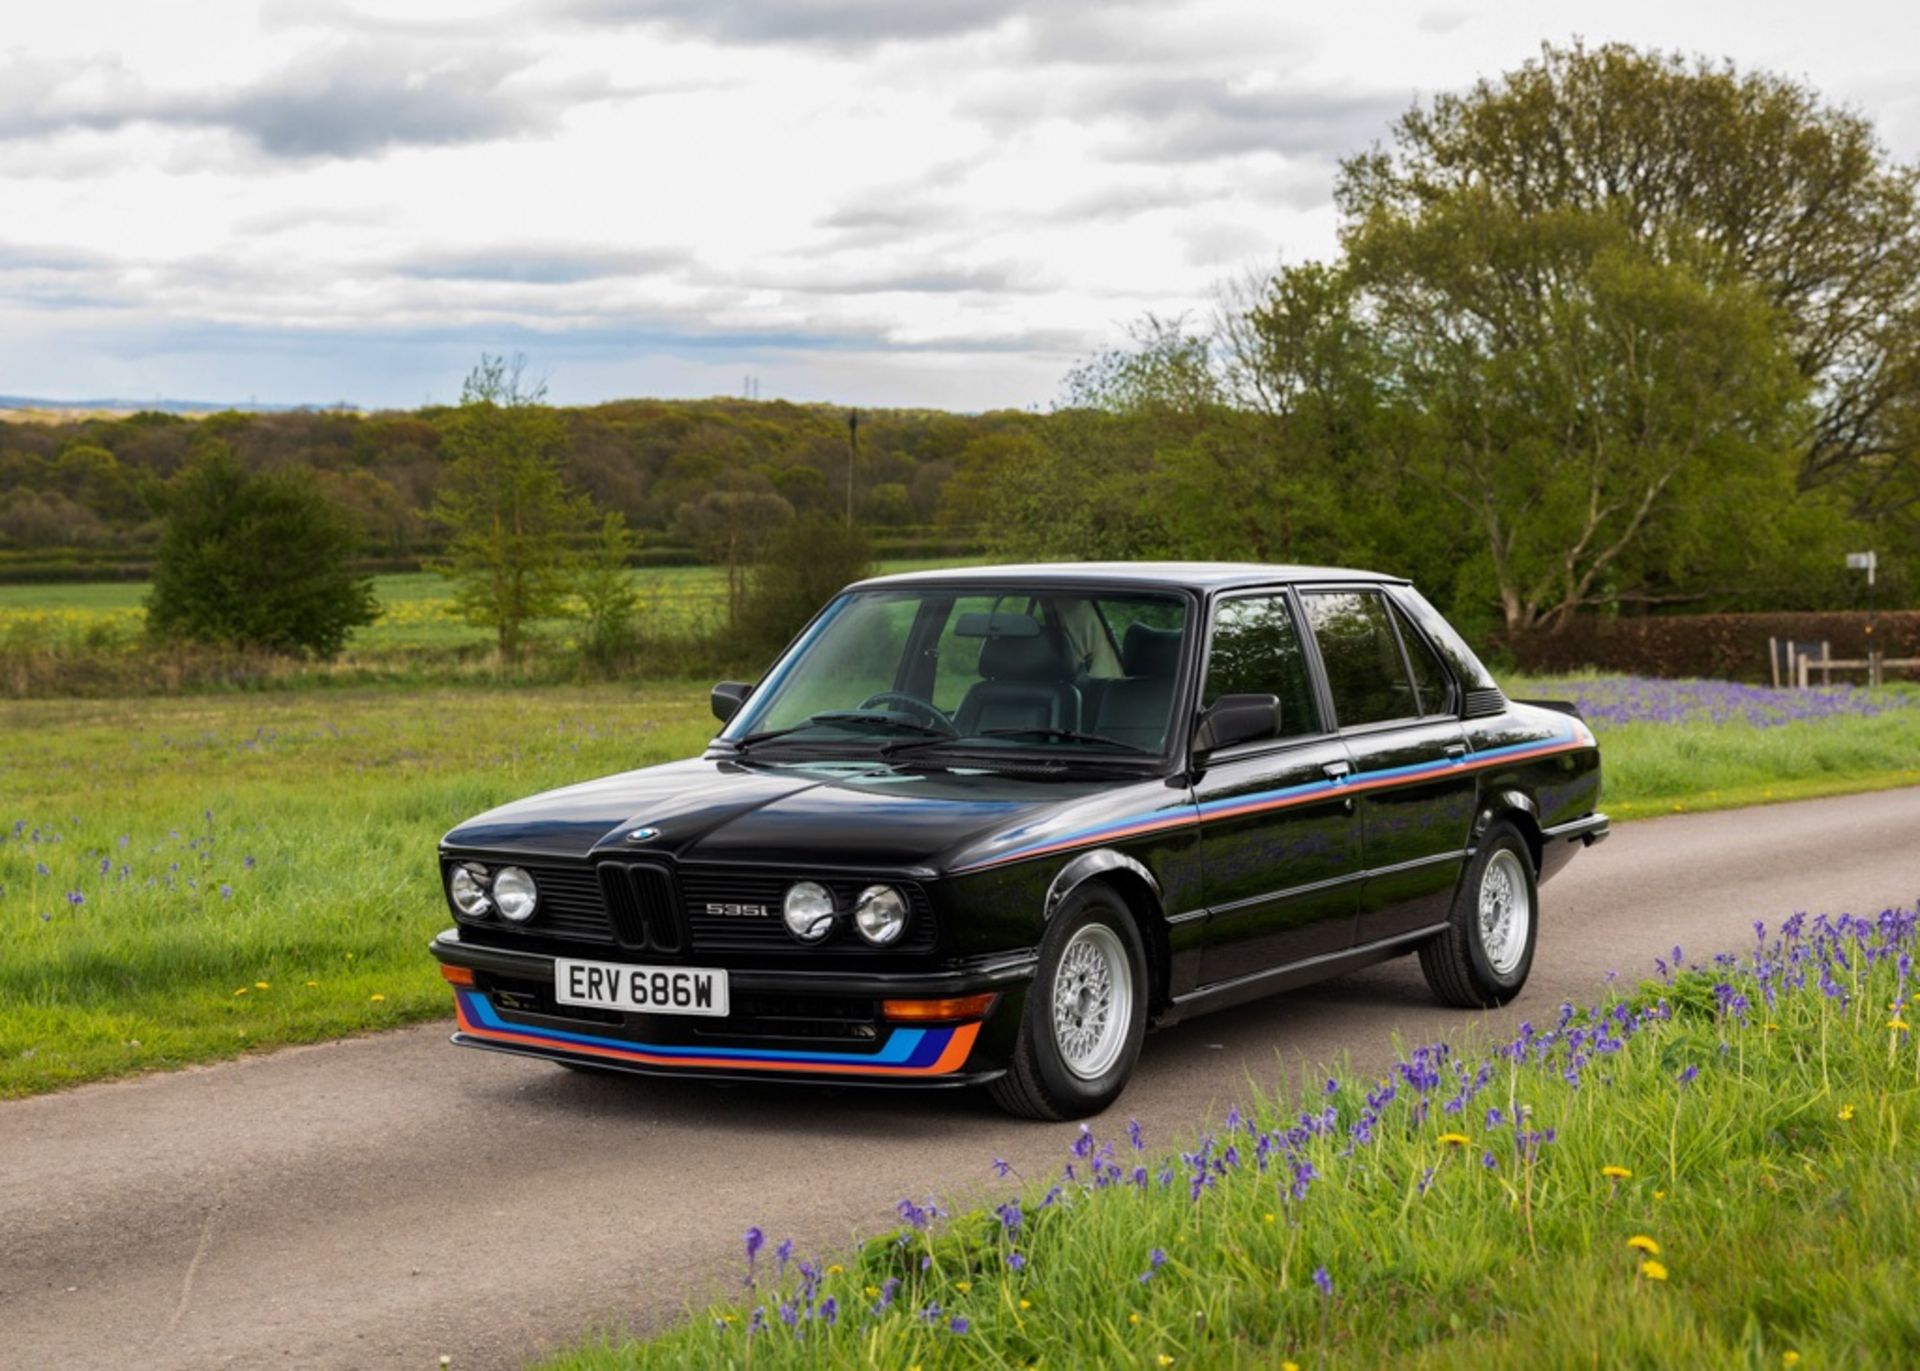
2;674;1917;1098
544;909;1920;1369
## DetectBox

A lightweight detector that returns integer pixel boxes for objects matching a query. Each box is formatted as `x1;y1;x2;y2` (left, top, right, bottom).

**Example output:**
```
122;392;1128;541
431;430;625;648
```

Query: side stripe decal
955;720;1588;872
452;989;980;1077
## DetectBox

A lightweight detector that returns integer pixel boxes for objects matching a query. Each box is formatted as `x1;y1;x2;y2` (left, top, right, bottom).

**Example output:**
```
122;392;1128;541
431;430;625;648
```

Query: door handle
1322;760;1352;781
1444;742;1468;761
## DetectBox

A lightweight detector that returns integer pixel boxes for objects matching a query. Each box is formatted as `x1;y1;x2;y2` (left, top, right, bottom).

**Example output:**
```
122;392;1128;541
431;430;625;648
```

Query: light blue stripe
461;989;927;1064
967;720;1578;868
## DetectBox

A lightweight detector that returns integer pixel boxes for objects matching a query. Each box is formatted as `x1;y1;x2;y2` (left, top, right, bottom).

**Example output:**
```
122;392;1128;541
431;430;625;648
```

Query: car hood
439;754;1127;872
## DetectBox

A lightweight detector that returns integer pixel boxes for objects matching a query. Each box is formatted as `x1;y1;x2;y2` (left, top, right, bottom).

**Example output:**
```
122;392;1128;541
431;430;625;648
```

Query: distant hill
0;395;360;420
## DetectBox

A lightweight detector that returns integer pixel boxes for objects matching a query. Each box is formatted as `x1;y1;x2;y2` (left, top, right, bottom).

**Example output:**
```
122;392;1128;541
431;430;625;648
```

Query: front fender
1043;848;1162;919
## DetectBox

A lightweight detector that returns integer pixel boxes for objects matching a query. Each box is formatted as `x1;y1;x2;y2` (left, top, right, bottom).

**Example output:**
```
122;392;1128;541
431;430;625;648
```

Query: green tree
736;515;875;661
146;445;377;655
570;511;641;668
433;355;590;657
671;486;794;626
1339;40;1920;517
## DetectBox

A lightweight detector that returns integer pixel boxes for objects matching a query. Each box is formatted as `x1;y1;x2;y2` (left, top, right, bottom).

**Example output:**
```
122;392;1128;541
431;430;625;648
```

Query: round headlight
493;866;537;923
854;884;909;946
448;863;491;918
783;881;837;942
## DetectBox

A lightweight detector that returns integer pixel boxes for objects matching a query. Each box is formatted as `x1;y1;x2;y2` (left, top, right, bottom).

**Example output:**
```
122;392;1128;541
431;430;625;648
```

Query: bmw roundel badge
625;826;660;842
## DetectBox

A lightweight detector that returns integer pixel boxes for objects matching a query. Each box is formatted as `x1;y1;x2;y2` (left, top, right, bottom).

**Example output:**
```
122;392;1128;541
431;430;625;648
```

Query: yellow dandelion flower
827;1264;843;1275
721;1313;736;1325
255;981;270;990
1158;1357;1175;1368
1129;1312;1142;1325
955;1281;971;1293
1019;1299;1032;1310
1639;1259;1668;1282
1838;1103;1855;1122
1764;1022;1779;1032
1626;1235;1660;1255
1782;1352;1801;1367
864;1285;879;1299
1890;1018;1911;1032
1263;1212;1276;1224
1438;1132;1470;1147
306;980;319;987
370;993;386;1003
1653;1190;1666;1201
1601;1165;1632;1180
1283;1363;1301;1371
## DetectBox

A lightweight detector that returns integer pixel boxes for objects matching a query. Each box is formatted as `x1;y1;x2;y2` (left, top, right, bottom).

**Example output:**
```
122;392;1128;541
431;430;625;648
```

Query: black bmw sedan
430;563;1607;1119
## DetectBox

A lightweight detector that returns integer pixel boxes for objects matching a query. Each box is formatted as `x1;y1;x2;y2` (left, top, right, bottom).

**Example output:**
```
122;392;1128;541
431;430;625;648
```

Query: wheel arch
1477;789;1543;874
1044;849;1170;1015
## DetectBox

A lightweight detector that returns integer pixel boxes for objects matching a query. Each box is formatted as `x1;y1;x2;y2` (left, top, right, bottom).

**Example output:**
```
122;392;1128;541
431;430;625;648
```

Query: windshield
723;586;1191;757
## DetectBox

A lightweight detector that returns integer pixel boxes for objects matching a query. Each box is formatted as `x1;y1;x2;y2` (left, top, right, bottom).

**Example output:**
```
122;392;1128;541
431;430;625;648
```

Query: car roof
851;561;1407;592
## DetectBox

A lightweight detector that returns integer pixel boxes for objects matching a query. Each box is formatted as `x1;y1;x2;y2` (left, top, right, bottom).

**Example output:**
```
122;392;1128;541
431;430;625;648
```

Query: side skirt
1155;924;1448;1025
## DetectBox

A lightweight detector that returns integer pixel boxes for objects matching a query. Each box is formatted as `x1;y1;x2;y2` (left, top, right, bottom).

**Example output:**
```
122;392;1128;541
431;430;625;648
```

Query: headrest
978;632;1065;682
1121;622;1183;679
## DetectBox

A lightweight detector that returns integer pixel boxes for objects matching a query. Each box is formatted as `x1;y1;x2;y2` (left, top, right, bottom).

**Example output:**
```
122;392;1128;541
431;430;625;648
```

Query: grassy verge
1509;674;1920;820
542;911;1920;1370
0;685;711;1097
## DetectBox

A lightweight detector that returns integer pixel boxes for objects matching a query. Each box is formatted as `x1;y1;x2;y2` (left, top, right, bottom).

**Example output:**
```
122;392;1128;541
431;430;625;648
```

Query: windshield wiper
732;711;956;750
880;725;1151;758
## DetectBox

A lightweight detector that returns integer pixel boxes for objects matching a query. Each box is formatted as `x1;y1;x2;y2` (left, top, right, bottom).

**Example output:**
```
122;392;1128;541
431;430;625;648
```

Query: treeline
0;396;1009;578
6;41;1920;653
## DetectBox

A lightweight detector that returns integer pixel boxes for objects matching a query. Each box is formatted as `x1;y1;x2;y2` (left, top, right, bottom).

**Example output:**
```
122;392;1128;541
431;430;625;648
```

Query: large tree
433;355;590;657
1338;41;1920;518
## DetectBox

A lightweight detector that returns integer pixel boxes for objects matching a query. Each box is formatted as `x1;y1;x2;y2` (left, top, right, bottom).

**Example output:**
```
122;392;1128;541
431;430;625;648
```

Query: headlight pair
782;882;908;946
448;862;537;923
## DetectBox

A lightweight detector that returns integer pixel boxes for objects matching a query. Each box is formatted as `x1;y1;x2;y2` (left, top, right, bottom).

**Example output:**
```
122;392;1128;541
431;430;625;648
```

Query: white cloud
0;0;1914;409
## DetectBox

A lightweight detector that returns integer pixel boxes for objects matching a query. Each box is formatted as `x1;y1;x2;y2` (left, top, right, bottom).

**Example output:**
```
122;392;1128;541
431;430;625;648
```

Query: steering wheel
857;692;956;733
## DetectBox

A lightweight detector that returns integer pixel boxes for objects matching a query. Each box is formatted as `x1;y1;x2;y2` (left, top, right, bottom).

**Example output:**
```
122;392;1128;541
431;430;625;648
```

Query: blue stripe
458;989;935;1065
964;720;1580;870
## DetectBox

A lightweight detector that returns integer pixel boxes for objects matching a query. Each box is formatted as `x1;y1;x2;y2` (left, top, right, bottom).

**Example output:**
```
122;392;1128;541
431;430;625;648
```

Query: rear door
1296;586;1475;947
1194;590;1361;985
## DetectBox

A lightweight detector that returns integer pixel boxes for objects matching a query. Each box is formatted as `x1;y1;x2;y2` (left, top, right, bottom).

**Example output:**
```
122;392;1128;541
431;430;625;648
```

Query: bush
734;517;876;662
1500;610;1920;682
146;446;377;657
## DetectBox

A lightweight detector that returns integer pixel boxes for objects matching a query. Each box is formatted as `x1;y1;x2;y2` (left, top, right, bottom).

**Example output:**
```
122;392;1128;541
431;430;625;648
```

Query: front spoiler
432;929;1031;1086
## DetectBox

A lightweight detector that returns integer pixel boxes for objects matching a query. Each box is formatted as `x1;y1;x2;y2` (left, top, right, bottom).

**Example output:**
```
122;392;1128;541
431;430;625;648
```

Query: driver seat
954;634;1080;736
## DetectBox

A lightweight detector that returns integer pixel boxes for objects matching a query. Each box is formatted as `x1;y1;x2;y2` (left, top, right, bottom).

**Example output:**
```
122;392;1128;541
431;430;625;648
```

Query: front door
1194;592;1361;986
1297;587;1476;946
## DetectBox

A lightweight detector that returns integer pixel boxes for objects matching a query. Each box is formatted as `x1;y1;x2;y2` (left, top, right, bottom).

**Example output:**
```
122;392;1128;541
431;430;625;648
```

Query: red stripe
964;735;1586;871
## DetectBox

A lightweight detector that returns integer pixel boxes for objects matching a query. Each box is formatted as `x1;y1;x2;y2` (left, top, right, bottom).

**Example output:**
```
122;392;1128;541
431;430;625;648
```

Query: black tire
1419;821;1539;1008
989;883;1149;1121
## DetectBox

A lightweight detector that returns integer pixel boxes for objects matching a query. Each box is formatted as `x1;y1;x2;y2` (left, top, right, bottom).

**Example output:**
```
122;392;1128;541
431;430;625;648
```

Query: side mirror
1192;694;1281;755
711;681;753;724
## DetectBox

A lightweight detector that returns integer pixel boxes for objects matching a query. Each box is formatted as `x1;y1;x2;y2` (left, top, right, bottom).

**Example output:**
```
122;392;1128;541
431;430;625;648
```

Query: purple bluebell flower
991;1156;1015;1179
1312;1265;1333;1297
1677;1064;1699;1087
1128;1117;1146;1150
949;1316;970;1334
1007;1250;1026;1270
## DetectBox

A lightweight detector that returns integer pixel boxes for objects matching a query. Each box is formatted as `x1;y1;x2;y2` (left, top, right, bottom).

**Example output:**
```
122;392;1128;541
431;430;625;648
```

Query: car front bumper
430;929;1033;1088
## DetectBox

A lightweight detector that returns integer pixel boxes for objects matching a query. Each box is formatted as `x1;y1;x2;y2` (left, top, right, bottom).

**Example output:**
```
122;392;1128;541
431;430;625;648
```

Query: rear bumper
431;929;1031;1086
1538;811;1609;885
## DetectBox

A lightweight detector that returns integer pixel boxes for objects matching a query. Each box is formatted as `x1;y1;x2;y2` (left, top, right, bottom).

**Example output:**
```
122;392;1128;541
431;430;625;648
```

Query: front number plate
554;958;729;1018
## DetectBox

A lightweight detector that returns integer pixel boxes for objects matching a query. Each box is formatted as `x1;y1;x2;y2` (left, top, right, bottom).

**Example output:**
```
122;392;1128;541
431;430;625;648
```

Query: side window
1202;595;1321;740
1299;590;1417;728
1390;599;1455;716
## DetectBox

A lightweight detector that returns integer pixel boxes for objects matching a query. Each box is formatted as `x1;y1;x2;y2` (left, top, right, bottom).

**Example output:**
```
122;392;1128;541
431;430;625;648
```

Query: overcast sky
2;0;1915;412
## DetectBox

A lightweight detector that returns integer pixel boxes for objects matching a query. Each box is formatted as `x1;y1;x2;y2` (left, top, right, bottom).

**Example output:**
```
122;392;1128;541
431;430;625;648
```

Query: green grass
2;674;1919;1099
1507;674;1920;820
540;914;1920;1370
0;685;712;1097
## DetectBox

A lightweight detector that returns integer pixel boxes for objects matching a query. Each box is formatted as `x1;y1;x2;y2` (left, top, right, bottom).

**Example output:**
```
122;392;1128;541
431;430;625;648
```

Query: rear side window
1390;600;1456;715
1202;595;1321;739
1299;590;1417;728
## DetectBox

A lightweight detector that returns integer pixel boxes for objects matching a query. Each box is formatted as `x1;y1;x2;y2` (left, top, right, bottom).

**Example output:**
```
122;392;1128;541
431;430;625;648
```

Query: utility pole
846;408;859;528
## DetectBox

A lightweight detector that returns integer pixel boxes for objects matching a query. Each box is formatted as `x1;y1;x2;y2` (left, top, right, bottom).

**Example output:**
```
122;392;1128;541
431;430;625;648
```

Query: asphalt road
4;787;1918;1371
